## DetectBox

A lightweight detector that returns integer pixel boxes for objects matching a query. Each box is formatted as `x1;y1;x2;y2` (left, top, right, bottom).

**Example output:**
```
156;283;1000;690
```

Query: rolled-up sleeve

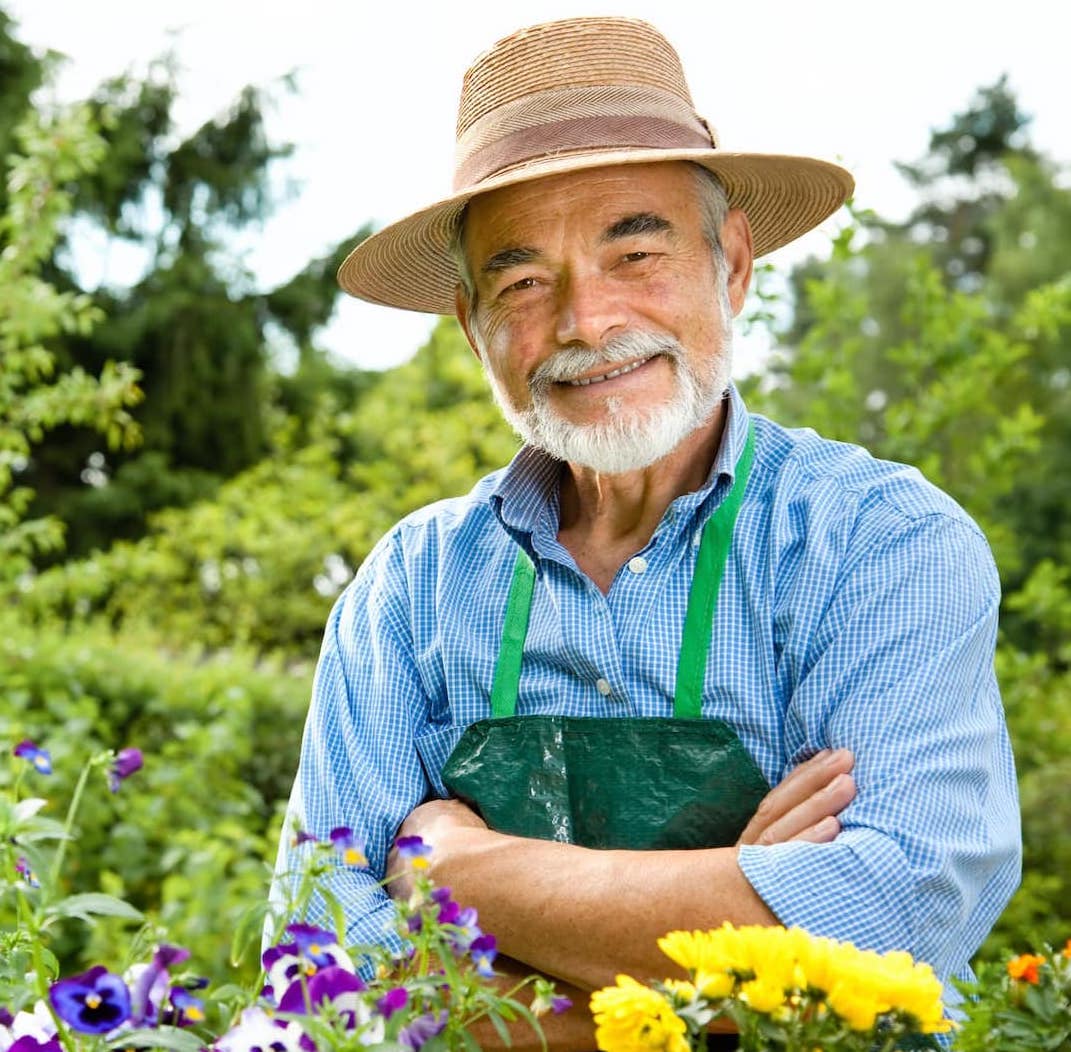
268;530;431;963
738;511;1021;984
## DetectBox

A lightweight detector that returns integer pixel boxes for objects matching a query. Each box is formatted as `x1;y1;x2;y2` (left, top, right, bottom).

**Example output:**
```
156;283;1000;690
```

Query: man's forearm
427;828;776;991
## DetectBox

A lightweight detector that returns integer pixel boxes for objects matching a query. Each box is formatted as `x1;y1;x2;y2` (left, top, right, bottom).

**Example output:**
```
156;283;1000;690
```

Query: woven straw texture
337;17;854;315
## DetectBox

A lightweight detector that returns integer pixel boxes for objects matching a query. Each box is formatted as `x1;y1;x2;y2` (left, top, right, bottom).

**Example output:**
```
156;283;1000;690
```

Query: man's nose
554;268;628;348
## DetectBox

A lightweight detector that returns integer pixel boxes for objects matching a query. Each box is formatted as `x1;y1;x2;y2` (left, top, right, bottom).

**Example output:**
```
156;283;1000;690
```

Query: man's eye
622;251;652;263
502;276;538;294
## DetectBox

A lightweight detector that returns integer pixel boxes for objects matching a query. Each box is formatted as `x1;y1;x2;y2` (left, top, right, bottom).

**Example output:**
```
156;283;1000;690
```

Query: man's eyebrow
601;213;673;242
480;246;542;275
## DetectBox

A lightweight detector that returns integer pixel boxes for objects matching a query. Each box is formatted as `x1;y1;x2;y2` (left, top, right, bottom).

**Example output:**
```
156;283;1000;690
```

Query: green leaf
105;1026;205;1052
230;899;269;966
486;1009;512;1047
46;892;143;922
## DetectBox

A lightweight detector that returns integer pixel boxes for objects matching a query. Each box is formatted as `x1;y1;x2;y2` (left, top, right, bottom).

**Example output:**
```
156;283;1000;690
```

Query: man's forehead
463;161;698;257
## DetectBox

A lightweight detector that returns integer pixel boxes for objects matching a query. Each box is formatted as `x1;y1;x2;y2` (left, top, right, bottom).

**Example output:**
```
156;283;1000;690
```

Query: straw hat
337;16;853;315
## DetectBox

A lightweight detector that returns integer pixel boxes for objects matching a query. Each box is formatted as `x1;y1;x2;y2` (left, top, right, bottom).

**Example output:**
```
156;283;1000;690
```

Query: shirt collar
490;382;751;536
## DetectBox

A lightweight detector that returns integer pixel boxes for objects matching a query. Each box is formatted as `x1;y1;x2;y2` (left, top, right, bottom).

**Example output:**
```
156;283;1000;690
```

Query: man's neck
556;403;727;592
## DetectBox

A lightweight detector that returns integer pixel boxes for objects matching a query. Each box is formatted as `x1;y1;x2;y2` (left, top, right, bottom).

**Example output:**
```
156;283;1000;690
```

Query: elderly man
272;16;1020;1049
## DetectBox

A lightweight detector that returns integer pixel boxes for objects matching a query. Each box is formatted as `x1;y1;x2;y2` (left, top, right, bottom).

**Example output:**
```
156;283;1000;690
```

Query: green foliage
0;613;307;984
954;944;1071;1052
0;14;367;559
17;320;517;657
0;96;142;580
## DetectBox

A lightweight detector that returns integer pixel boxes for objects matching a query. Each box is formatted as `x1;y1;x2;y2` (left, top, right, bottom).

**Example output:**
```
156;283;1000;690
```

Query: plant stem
48;758;94;892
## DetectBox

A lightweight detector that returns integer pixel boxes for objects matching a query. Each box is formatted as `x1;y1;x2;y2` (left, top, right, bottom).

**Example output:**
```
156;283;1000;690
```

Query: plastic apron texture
442;423;769;850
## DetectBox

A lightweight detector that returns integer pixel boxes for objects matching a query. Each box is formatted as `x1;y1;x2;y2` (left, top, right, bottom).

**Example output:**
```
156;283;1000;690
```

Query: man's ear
720;208;754;317
455;286;483;361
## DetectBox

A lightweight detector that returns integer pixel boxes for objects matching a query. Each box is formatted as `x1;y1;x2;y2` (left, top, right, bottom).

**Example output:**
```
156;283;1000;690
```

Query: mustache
530;331;684;392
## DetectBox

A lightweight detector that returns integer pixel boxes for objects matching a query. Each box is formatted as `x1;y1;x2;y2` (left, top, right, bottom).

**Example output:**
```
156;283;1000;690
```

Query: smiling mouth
562;356;654;387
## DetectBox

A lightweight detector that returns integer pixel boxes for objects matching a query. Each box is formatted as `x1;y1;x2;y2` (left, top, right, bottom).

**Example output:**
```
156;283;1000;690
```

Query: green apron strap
490;420;756;720
489;546;536;717
674;421;755;718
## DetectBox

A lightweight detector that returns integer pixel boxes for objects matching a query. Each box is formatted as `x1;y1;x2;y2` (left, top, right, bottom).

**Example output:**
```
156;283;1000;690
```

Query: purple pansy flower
169;987;205;1027
212;1006;309;1052
395;835;432;869
291;829;318;847
0;1007;14;1026
108;747;143;792
13;741;51;775
48;966;131;1034
286;924;345;970
469;933;498;978
328;827;367;867
278;966;365;1018
129;944;191;1025
9;1038;63;1052
263;928;354;999
551;995;573;1014
428;887;482;949
375;987;408;1019
398;1010;448;1051
277;966;381;1043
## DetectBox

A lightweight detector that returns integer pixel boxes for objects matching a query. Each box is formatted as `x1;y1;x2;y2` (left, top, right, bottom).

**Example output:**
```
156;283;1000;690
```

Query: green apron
442;424;769;851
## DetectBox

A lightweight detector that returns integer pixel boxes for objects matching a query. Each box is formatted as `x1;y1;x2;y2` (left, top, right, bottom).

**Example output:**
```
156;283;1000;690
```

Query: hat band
454;114;713;189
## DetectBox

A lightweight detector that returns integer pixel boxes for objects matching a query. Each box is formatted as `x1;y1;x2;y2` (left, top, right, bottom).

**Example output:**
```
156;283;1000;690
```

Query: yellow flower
659;926;744;976
826;984;881;1031
590;975;690;1052
693;970;734;1000
738;977;786;1015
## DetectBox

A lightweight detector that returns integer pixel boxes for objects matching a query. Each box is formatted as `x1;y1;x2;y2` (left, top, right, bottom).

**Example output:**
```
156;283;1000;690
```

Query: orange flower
1007;953;1046;984
1062;939;1071;960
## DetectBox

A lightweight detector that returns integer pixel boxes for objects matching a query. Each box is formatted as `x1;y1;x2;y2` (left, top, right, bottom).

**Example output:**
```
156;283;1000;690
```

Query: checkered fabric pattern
271;384;1020;1025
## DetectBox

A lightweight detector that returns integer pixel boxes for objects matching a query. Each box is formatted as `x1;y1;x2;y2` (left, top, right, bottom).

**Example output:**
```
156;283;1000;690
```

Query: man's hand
737;747;855;847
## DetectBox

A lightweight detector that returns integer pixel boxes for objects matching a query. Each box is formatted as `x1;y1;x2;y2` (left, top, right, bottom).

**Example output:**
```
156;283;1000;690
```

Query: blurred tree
0;94;141;582
16;319;517;655
769;76;1071;616
0;11;369;557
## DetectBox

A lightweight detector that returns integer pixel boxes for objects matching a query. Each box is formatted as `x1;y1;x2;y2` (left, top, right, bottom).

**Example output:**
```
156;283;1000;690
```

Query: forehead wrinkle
601;212;674;243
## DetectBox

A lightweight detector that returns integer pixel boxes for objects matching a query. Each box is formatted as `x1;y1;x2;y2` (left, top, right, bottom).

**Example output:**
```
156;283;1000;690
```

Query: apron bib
442;423;768;850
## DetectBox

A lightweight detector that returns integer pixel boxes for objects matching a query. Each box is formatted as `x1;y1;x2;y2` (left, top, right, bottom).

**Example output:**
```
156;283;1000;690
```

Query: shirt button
595;678;613;696
692;530;702;548
627;556;648;574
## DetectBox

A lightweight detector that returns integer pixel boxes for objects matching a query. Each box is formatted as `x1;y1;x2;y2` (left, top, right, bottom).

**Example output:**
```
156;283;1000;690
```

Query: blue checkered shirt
272;384;1020;1019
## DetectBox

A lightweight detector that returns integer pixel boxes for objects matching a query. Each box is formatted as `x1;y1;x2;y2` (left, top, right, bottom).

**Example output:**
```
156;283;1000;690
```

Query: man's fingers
752;772;856;846
737;749;855;846
789;814;841;844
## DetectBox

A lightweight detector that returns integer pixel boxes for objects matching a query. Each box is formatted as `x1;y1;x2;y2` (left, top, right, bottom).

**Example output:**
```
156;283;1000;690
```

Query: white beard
483;327;733;475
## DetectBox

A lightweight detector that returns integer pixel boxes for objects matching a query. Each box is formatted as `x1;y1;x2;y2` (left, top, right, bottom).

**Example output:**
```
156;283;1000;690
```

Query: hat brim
337;149;854;315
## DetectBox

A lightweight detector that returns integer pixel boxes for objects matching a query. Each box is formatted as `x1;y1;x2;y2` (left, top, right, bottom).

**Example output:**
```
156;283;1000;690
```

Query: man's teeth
565;357;651;386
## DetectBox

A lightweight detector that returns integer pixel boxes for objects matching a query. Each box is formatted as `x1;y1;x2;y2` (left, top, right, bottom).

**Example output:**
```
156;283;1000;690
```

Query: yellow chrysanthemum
826;983;881;1031
693;969;734;1000
590;975;690;1052
738;977;786;1015
659;926;746;976
870;953;950;1032
661;979;698;1004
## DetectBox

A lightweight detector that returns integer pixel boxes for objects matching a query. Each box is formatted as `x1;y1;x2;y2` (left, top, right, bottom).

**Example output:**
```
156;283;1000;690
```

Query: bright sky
5;0;1069;370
